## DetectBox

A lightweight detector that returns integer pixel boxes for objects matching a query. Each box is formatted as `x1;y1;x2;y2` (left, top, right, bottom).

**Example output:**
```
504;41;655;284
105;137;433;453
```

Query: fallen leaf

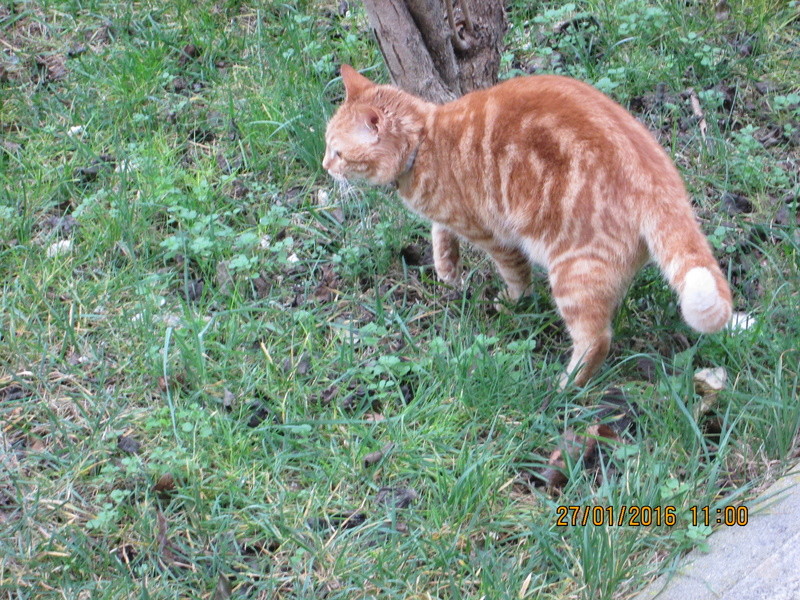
75;165;101;182
247;401;277;428
154;472;175;493
213;574;233;600
375;486;417;509
0;384;27;402
586;424;622;445
117;435;141;454
178;43;201;66
755;124;783;149
714;0;730;21
184;278;204;302
306;511;367;531
340;385;368;411
42;215;79;236
538;429;589;488
363;443;395;468
253;273;271;298
156;510;178;566
318;384;338;404
216;261;233;295
535;422;625;489
635;357;658;382
282;354;311;377
595;387;639;436
35;54;67;82
686;88;708;145
755;79;777;95
111;543;138;566
722;192;753;215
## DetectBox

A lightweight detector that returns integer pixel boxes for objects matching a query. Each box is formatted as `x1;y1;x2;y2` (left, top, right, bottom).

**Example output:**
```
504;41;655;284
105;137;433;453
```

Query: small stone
222;389;236;411
693;367;727;415
114;159;139;173
46;240;72;257
161;314;182;328
728;312;756;332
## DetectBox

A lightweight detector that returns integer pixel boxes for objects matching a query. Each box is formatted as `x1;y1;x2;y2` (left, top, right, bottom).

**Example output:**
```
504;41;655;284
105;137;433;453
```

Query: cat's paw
435;262;462;287
494;288;520;314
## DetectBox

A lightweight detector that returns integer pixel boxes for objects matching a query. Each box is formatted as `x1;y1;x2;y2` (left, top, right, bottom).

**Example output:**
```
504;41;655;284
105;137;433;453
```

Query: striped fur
323;65;732;386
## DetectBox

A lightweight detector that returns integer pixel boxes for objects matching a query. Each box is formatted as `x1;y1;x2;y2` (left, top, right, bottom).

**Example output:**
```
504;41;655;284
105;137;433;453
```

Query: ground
0;1;798;599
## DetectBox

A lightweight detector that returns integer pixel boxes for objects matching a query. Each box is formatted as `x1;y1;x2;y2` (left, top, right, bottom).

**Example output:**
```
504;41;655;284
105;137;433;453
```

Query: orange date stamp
555;505;678;527
555;505;750;527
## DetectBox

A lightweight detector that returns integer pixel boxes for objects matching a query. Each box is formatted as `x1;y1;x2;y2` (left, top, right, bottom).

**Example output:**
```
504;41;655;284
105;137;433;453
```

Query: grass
1;0;799;598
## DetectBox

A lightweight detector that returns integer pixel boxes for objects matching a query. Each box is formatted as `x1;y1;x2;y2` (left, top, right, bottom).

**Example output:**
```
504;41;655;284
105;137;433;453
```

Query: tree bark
361;0;507;103
360;0;506;289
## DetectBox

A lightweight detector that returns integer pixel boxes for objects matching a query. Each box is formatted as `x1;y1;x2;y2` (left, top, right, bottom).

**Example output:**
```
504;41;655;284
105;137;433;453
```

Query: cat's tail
642;200;733;334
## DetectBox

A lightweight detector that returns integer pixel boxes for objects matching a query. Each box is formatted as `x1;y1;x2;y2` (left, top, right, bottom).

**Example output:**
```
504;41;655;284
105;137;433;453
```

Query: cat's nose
322;155;331;171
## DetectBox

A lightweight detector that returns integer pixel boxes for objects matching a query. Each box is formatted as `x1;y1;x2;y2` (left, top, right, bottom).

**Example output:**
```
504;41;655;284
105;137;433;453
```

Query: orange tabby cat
323;64;732;386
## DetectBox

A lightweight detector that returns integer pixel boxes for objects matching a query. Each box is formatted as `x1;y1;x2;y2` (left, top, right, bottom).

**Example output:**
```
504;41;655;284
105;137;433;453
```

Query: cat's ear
341;64;374;100
353;106;381;144
362;106;380;133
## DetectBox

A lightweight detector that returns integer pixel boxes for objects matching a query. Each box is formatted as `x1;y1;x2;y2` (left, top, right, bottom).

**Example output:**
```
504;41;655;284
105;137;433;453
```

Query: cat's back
437;74;673;178
462;75;610;114
453;74;636;135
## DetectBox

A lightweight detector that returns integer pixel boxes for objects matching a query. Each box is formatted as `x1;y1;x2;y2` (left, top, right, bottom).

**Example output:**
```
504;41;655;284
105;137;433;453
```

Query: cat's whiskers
331;175;359;204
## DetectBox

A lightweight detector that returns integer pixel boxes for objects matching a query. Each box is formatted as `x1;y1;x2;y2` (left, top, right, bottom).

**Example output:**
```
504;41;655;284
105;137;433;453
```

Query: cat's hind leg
549;256;630;387
431;223;462;285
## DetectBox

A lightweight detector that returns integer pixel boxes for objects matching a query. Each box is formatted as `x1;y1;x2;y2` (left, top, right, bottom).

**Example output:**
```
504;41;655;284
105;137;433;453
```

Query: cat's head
323;65;426;186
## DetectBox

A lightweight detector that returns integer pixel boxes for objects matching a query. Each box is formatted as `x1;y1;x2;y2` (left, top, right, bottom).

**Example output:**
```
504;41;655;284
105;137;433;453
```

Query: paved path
635;468;800;600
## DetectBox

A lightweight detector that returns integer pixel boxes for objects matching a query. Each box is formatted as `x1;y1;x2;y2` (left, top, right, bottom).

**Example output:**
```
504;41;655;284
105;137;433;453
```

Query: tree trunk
361;0;507;103
360;0;506;289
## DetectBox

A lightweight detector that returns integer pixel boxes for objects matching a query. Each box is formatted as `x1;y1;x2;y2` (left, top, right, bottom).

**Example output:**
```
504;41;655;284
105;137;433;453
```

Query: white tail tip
681;267;731;333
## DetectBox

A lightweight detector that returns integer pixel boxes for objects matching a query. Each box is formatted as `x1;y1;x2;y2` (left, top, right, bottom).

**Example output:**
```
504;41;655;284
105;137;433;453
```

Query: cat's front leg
431;223;462;285
472;239;532;306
